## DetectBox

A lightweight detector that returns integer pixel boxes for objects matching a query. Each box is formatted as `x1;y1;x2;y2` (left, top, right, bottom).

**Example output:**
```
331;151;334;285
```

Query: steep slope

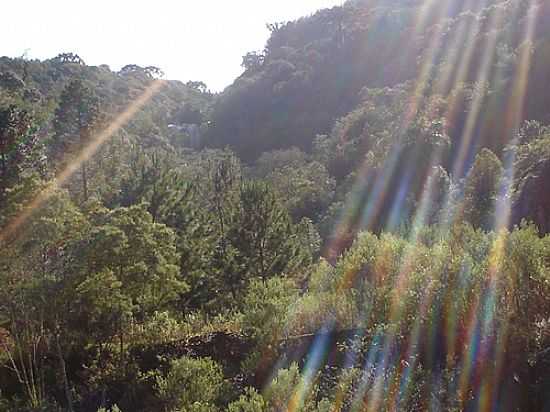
208;0;550;160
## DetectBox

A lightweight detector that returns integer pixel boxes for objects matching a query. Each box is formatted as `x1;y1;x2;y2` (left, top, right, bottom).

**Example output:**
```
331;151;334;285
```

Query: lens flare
260;1;542;410
0;80;165;245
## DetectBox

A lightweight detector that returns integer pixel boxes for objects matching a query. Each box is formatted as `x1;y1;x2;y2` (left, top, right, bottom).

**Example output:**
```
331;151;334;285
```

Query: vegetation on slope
1;0;550;411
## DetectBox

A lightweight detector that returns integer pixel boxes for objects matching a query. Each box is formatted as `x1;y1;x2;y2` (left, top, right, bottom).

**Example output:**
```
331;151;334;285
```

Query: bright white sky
2;0;342;91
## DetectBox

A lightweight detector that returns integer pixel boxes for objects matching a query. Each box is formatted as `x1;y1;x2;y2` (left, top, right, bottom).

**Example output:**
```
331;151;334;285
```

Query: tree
0;71;26;93
78;203;187;319
241;51;265;72
518;120;550;145
119;64;164;79
114;147;193;223
0;104;46;218
192;176;309;303
0;183;87;411
0;105;41;194
52;79;102;202
144;66;165;79
228;181;308;282
254;148;337;222
177;156;311;310
186;80;209;94
512;131;550;232
53;53;86;65
462;148;503;229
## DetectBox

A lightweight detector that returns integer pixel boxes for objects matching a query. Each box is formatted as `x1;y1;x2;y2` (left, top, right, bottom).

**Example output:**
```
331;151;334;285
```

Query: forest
1;0;550;410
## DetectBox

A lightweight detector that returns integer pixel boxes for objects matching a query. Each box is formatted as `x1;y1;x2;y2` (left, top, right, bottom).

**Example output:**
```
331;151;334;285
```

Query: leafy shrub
264;363;318;412
155;356;224;412
227;388;267;412
133;311;183;345
242;277;299;342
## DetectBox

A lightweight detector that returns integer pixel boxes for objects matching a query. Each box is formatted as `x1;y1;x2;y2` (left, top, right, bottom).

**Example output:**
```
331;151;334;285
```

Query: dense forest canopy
1;0;550;411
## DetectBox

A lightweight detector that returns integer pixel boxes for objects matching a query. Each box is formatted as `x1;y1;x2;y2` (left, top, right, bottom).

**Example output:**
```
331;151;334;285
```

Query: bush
227;388;267;412
155;356;224;412
242;277;299;342
264;363;318;412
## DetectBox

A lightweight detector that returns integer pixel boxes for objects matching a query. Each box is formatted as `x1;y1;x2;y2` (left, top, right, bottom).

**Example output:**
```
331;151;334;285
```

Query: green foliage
512;129;550;232
288;259;359;335
155;357;224;412
132;311;184;345
462;148;503;229
0;184;86;409
255;149;335;221
113;147;193;223
177;155;311;310
227;388;267;412
1;1;550;409
229;181;309;280
264;363;319;412
51;79;102;202
79;203;187;316
242;277;298;342
208;3;421;160
0;105;43;193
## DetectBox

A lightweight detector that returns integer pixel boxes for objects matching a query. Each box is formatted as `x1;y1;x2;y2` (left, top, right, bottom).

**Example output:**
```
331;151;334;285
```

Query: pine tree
52;79;102;202
463;148;503;229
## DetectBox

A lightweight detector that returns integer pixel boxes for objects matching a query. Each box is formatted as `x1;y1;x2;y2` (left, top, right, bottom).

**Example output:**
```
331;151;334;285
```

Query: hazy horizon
2;0;342;91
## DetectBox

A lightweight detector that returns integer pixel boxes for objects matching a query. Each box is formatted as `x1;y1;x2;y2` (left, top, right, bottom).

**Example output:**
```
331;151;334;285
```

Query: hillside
1;0;550;411
209;0;550;159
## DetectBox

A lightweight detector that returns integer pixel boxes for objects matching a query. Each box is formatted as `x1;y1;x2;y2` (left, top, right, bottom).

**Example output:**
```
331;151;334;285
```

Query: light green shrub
227;388;267;412
155;356;224;412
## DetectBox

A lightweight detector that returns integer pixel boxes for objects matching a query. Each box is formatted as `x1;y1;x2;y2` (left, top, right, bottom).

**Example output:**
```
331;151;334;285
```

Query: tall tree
462;148;503;229
114;148;193;223
52;79;102;202
512;131;550;232
0;105;33;189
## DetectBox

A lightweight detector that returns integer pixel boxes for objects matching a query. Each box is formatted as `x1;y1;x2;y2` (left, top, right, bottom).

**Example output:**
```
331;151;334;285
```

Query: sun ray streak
0;80;166;245
264;2;543;410
451;4;507;179
286;324;333;412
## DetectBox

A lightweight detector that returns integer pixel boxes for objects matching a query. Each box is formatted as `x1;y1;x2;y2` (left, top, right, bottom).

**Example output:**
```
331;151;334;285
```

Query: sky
2;0;342;91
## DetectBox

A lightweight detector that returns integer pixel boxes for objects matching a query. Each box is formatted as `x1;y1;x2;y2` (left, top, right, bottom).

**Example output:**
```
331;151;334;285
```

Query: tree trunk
1;152;6;176
55;334;74;412
81;161;88;202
